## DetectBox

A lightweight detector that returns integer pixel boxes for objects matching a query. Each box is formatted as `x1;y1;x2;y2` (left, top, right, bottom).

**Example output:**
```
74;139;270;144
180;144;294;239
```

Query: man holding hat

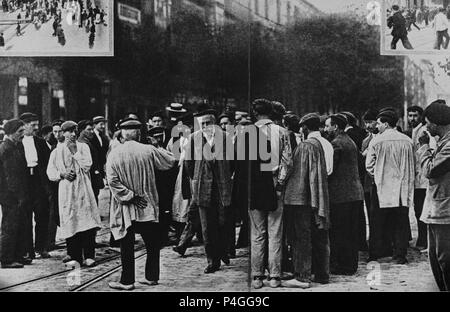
325;114;364;275
106;118;176;290
47;121;102;268
366;110;415;264
417;100;450;291
0;119;29;268
19;112;52;260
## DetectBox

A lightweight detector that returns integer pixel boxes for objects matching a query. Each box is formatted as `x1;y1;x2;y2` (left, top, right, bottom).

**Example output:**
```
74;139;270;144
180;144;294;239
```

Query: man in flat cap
325;114;364;275
417;100;450;291
283;113;330;288
19;112;52;260
47;121;102;268
366;110;414;264
106;118;176;290
0;119;29;268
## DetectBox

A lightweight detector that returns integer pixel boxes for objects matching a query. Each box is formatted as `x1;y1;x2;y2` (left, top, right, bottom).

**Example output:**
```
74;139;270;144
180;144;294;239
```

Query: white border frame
0;0;114;57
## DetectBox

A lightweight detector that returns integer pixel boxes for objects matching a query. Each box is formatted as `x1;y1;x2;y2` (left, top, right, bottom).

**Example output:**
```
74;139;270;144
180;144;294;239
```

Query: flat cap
61;121;78;132
340;111;357;125
377;110;398;122
299;113;320;125
19;112;38;123
330;113;348;129
118;118;142;130
271;101;286;118
3;119;24;135
363;109;379;121
148;126;165;137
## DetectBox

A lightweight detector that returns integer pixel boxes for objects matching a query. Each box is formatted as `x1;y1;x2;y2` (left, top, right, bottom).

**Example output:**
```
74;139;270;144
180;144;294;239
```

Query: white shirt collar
307;131;323;139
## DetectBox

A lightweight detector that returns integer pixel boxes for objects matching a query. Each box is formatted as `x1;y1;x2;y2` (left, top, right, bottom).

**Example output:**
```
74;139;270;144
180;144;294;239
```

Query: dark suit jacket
388;12;408;38
90;132;110;176
328;133;364;204
0;139;30;205
22;136;52;195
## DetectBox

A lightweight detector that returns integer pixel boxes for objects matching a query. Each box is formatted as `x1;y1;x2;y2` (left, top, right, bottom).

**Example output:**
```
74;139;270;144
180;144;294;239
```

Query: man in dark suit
388;5;413;50
19;113;52;259
90;116;109;199
325;114;364;275
0;120;29;268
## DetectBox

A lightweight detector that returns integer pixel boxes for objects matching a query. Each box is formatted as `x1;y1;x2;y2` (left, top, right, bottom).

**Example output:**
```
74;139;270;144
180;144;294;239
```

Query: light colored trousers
249;199;283;278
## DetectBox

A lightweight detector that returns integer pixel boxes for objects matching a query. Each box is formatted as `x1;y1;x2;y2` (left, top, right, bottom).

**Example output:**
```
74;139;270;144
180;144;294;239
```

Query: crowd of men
0;98;449;292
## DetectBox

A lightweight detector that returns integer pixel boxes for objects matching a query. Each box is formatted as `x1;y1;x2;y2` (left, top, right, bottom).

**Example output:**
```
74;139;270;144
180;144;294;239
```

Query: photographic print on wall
381;0;450;55
0;0;113;56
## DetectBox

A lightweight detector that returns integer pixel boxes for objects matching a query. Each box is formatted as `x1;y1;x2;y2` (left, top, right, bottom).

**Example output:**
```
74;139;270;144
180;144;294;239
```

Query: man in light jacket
366;110;415;264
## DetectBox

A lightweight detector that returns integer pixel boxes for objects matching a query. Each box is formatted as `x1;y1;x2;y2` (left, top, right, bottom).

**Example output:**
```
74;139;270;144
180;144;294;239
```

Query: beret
377;110;398;122
423;100;450;126
340;111;357;125
3;119;24;135
363;109;379;121
61;121;78;132
299;113;320;126
19;112;38;123
330;113;348;129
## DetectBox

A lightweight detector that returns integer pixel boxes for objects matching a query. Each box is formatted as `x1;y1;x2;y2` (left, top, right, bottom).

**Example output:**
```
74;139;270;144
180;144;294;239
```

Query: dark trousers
66;228;96;264
391;35;413;49
236;211;249;248
369;187;409;260
177;203;202;249
198;183;231;267
437;29;450;50
48;188;58;249
414;189;428;248
119;222;161;285
428;224;450;291
357;200;368;251
330;201;360;274
0;201;27;264
25;172;51;256
285;205;330;282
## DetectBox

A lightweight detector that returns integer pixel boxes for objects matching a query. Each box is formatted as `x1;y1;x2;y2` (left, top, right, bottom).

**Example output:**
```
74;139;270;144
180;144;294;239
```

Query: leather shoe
392;257;408;265
19;257;33;265
221;256;230;266
173;246;186;257
1;262;24;269
204;265;220;274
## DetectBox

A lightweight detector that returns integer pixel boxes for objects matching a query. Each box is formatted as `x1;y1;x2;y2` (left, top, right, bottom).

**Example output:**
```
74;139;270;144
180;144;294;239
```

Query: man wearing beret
417;100;450;291
325;114;364;275
366;110;415;264
19;112;52;260
106;118;176;290
47;121;102;268
0;120;29;268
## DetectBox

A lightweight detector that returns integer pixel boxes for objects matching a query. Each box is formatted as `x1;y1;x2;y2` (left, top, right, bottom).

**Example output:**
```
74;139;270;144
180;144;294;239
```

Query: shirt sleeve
72;143;92;173
46;149;61;182
153;146;176;171
365;140;377;177
420;142;450;179
277;129;293;187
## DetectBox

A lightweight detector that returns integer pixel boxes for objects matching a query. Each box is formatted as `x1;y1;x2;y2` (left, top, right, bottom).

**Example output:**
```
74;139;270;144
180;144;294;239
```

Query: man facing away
106;118;176;290
433;7;450;50
366;110;415;264
388;5;413;50
417;100;450;291
283;113;330;288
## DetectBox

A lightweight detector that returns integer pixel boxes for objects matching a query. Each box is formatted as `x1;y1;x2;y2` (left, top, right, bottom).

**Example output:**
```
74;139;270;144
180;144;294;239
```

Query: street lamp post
101;79;111;133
